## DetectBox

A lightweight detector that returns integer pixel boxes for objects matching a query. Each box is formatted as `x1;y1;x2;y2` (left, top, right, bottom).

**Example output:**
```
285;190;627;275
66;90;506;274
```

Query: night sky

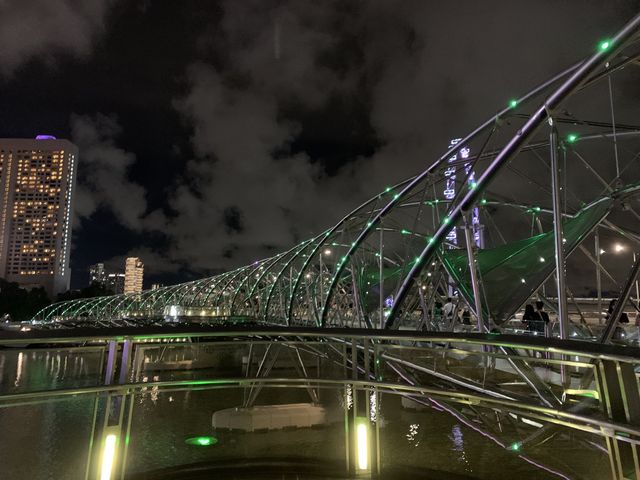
0;1;638;290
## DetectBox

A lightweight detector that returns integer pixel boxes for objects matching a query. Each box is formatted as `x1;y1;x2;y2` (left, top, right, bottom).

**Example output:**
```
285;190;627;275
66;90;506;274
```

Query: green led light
534;207;541;212
393;194;400;200
566;133;578;144
509;99;518;108
385;186;391;193
415;257;420;263
480;199;487;205
469;181;477;189
599;39;611;51
428;237;434;244
401;229;410;235
510;442;520;451
185;436;218;447
443;217;450;224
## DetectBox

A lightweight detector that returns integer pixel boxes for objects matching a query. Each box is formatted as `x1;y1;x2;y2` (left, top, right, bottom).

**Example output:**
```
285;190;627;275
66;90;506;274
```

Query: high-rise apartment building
124;257;144;294
0;136;78;297
106;272;125;294
89;262;106;285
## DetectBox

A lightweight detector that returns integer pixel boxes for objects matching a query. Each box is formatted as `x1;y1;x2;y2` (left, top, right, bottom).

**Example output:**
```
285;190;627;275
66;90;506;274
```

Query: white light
615;243;624;253
323;249;332;256
520;278;526;284
357;421;368;470
100;434;117;480
539;257;545;262
600;249;606;255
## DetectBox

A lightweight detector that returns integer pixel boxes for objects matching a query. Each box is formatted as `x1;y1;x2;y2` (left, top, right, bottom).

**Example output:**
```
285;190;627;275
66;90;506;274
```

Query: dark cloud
148;0;639;275
0;0;112;77
70;113;147;230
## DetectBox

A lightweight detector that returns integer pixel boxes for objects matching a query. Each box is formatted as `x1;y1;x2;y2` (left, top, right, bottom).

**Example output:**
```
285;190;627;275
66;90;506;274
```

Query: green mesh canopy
441;198;613;324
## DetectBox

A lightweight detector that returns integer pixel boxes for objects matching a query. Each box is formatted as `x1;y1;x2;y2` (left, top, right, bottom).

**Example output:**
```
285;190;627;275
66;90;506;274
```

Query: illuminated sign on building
444;139;481;247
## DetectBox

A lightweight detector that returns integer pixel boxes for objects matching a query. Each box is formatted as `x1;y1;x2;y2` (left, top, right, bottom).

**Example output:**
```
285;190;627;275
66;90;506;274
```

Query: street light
614;243;625;253
323;248;332;256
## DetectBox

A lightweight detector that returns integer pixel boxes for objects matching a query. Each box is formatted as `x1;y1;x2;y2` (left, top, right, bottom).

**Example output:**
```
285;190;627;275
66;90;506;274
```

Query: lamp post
319;249;331;323
612;243;639;313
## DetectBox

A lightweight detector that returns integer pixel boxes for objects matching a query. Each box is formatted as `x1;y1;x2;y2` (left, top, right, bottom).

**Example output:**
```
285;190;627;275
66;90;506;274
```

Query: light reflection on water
0;348;613;480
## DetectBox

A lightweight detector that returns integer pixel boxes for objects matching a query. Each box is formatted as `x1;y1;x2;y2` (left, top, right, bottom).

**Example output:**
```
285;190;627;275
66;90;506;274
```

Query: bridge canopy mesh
441;198;612;324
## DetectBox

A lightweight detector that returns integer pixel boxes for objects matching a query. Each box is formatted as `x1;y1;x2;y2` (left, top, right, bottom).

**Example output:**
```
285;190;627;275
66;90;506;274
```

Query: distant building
106;273;125;294
89;263;106;285
151;283;163;290
0;136;78;297
124;257;144;294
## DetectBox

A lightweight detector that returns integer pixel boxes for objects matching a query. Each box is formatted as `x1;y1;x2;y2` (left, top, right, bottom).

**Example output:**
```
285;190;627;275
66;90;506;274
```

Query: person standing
523;304;538;332
443;297;454;323
535;301;550;335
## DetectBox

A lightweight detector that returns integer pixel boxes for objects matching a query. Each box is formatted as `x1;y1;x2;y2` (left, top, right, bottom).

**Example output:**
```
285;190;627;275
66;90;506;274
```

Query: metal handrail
3;326;640;363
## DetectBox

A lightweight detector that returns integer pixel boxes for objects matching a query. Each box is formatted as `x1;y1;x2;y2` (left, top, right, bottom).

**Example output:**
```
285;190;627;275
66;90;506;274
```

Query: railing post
87;338;136;480
345;337;378;478
596;359;640;479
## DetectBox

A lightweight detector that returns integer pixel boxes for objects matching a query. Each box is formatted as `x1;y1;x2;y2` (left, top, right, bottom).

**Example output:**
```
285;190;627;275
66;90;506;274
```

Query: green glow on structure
443;217;450;224
185;436;218;446
470;181;477;189
566;133;578;144
480;199;487;205
385;186;391;193
599;39;611;51
510;442;520;451
401;229;410;235
509;99;518;108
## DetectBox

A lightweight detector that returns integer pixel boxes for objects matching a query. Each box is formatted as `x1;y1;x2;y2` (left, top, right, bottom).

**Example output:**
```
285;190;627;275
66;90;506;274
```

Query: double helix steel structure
34;13;640;342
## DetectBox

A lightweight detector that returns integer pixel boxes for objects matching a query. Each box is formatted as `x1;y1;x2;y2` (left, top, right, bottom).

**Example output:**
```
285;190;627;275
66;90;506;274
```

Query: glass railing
0;328;637;479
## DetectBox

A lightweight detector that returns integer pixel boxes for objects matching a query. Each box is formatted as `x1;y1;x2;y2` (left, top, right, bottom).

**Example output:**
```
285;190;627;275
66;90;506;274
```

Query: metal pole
634;252;640;309
319;252;323;325
379;227;384;329
600;254;640;343
463;214;483;332
607;75;621;178
550;125;569;341
595;229;603;324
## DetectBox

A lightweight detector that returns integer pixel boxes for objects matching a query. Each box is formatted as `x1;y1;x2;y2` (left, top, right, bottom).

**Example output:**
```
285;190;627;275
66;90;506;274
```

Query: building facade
89;263;106;285
106;273;125;294
124;257;144;294
0;137;78;297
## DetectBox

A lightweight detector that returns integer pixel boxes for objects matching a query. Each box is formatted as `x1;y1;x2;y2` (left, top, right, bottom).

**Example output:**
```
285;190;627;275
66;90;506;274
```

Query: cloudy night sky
0;0;638;289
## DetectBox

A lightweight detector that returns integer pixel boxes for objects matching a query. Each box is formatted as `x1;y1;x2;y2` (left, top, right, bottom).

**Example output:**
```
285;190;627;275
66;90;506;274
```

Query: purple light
35;135;56;140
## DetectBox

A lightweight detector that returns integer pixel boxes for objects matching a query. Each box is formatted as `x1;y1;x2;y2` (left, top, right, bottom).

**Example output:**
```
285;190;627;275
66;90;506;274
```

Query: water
0;346;612;479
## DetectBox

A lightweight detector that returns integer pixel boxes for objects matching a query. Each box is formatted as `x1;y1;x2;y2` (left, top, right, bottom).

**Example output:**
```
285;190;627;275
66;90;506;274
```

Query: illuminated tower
0;136;78;297
124;257;144;294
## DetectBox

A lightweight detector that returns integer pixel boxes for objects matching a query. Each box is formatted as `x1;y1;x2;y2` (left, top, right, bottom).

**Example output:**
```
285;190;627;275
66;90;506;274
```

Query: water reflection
0;347;615;480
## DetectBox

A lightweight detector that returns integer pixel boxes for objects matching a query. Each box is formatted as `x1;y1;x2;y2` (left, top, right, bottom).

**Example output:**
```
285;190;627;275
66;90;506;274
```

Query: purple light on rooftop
35;134;56;140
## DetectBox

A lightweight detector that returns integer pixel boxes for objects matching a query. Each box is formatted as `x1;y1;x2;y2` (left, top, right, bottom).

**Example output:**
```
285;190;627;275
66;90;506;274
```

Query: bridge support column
86;338;136;480
597;359;640;479
345;337;380;478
